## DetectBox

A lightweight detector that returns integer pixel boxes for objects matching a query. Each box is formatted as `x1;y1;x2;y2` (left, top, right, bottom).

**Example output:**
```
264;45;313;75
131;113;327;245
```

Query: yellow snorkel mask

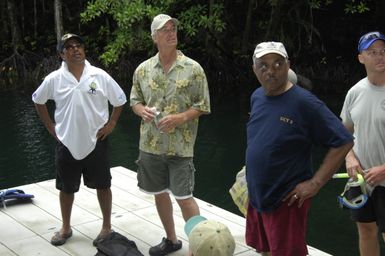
332;173;368;210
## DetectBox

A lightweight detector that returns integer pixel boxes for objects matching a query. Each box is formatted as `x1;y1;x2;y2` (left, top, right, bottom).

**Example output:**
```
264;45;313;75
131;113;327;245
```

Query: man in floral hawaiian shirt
130;14;210;256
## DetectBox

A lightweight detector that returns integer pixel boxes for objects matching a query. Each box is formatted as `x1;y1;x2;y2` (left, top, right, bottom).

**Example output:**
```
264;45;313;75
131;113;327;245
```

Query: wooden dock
0;166;332;256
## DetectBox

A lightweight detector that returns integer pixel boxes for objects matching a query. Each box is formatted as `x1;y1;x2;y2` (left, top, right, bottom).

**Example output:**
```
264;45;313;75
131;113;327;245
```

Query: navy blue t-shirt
246;85;353;212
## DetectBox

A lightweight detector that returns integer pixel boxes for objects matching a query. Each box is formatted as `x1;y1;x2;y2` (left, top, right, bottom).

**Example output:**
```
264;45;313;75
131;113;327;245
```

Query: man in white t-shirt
32;33;126;246
341;31;385;256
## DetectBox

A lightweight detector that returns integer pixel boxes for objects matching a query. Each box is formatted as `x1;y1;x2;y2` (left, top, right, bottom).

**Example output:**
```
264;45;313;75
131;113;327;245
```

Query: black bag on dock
95;231;144;256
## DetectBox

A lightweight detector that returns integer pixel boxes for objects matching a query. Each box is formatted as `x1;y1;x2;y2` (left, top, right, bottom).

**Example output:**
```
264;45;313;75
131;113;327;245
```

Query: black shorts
350;186;385;232
55;139;111;193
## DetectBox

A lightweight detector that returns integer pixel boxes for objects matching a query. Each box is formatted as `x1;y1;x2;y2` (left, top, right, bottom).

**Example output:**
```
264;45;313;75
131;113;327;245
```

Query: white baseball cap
151;14;179;36
253;41;288;59
185;215;235;256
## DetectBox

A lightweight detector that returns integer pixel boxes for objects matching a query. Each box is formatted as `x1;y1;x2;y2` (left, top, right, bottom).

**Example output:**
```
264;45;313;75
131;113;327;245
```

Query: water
1;91;381;255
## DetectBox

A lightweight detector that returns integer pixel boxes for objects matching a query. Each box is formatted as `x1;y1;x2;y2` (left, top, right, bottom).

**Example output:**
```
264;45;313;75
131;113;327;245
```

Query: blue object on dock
0;189;34;208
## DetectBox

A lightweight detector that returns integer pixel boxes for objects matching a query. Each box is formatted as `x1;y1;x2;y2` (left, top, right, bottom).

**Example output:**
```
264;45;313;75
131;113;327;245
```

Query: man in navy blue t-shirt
245;41;354;256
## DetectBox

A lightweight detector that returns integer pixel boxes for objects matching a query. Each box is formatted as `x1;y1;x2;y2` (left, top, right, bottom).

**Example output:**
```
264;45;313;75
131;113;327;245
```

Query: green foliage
81;0;161;65
80;0;226;65
308;0;370;13
344;0;370;14
178;4;226;38
308;0;333;9
78;0;370;67
0;0;381;92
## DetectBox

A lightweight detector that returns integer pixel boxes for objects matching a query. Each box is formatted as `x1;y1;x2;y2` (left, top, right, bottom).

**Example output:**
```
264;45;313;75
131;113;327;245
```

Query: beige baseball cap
151;14;179;36
253;41;288;59
185;215;235;256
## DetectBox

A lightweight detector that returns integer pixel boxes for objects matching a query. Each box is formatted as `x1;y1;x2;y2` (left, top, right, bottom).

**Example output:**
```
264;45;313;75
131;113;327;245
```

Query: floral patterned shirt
130;51;210;157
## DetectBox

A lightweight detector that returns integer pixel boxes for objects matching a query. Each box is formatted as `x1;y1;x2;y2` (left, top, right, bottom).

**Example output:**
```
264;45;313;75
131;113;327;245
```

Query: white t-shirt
32;60;127;160
341;77;385;187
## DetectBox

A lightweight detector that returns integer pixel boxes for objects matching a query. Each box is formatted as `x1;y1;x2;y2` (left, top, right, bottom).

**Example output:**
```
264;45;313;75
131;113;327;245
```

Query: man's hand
97;120;116;140
345;151;363;177
97;105;123;140
34;103;59;142
157;113;186;133
283;179;321;207
141;106;156;123
364;165;385;187
47;122;59;142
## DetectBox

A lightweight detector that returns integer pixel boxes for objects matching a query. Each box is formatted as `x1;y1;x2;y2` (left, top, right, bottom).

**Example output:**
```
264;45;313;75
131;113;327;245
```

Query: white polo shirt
32;60;126;160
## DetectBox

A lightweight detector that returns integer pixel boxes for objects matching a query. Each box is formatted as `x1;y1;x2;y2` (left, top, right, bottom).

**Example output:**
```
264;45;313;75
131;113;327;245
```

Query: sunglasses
64;43;84;51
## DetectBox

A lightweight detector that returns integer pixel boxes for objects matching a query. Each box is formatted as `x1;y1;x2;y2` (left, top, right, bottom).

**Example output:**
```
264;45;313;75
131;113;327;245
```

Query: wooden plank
0;166;332;256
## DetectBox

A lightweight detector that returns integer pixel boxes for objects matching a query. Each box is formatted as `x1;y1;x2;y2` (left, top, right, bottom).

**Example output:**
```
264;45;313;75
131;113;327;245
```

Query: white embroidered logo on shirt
88;82;97;94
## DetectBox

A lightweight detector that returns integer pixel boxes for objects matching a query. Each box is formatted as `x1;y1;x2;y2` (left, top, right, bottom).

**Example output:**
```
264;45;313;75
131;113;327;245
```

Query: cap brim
254;50;287;59
64;35;84;45
359;38;385;52
155;18;179;30
184;215;207;236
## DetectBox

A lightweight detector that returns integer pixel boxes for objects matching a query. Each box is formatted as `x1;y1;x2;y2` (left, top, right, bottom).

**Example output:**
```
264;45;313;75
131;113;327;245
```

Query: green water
1;91;379;255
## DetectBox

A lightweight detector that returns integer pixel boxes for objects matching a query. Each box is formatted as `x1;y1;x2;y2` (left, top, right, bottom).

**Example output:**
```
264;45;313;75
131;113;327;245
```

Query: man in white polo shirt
32;33;126;246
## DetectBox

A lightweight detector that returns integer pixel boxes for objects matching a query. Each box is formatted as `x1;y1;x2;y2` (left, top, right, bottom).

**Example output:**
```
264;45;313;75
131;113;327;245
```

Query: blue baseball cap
358;31;385;53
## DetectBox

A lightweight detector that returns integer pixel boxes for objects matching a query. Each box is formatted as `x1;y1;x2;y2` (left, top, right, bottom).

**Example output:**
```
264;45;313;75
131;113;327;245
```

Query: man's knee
177;197;199;219
177;197;196;208
97;188;111;194
357;222;378;238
